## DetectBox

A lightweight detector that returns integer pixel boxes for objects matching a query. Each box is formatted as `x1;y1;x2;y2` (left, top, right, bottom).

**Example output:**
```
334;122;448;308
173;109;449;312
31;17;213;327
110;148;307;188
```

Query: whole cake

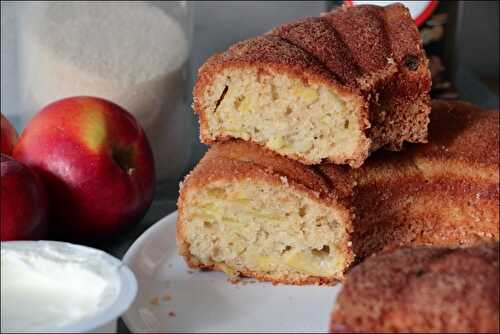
330;244;500;333
177;141;354;285
321;100;499;259
177;100;499;284
193;4;431;167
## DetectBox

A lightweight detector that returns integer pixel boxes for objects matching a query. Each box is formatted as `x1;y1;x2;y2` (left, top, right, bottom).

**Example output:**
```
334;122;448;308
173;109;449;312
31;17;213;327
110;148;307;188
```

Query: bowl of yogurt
0;241;137;333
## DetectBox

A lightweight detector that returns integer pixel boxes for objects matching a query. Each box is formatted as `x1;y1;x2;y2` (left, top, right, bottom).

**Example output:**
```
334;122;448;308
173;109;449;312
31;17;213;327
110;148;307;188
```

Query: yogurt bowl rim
1;240;138;333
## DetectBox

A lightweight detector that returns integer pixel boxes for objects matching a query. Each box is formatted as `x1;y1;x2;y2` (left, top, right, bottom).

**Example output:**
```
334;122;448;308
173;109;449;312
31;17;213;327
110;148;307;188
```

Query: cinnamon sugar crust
330;244;499;333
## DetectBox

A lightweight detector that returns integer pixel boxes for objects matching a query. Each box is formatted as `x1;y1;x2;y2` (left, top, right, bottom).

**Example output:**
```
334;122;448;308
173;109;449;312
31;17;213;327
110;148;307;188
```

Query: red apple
1;154;48;241
13;96;155;240
1;113;18;155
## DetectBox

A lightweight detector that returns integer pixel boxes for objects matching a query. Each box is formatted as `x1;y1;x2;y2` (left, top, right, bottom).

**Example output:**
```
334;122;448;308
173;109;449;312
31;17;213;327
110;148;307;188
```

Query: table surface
1;2;498;333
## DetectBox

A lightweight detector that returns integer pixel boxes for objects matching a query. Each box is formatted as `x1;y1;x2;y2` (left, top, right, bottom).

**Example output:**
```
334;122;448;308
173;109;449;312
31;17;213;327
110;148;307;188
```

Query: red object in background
13;96;155;241
1;154;48;241
1;113;19;155
344;1;438;27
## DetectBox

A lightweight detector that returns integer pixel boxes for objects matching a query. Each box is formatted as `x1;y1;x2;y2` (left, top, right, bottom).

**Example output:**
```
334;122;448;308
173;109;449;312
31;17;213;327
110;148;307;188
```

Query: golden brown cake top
197;3;428;94
268;16;362;87
182;140;335;200
360;99;500;182
269;3;426;88
195;35;339;94
330;244;499;333
420;100;500;167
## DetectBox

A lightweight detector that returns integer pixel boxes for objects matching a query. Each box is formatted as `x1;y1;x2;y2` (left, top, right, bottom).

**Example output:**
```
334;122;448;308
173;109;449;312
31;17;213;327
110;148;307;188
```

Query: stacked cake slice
177;3;499;285
193;3;431;167
177;141;353;284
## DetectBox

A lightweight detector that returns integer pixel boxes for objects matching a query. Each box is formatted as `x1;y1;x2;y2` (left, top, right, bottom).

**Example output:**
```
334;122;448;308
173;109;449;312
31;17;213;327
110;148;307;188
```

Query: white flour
20;1;191;181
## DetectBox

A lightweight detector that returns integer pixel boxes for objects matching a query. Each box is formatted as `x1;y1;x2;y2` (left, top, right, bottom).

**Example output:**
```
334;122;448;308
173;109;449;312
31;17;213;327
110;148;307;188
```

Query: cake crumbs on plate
162;292;172;301
168;311;176;317
227;276;242;284
227;277;259;285
150;297;161;306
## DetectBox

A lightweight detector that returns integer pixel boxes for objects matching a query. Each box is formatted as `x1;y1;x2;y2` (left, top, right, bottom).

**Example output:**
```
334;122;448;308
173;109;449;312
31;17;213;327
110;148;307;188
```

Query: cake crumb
280;176;289;186
150;297;161;306
227;276;242;284
227;277;259;285
168;311;176;317
162;293;172;302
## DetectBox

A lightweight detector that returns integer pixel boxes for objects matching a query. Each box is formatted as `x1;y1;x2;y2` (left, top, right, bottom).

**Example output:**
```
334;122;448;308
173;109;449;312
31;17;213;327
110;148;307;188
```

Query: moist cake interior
203;68;366;165
182;178;351;281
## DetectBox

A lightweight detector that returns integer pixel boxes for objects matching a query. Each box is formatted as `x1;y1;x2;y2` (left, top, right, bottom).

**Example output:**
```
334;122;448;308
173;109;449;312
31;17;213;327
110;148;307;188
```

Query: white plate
122;211;341;333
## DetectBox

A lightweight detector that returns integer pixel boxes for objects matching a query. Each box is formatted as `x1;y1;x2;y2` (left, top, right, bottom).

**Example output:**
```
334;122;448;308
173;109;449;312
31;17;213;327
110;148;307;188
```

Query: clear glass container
13;1;193;183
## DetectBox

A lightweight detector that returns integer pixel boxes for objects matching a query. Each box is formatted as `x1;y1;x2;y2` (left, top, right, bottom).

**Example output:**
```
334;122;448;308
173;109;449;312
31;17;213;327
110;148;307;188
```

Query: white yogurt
1;242;122;333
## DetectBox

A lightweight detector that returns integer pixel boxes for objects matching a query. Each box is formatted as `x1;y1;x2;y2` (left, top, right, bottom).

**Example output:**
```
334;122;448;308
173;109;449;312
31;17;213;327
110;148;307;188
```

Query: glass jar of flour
18;1;193;183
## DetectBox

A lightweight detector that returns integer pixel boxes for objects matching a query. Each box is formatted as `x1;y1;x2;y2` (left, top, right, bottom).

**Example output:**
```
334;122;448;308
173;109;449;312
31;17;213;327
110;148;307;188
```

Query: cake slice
176;141;354;285
193;4;431;167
